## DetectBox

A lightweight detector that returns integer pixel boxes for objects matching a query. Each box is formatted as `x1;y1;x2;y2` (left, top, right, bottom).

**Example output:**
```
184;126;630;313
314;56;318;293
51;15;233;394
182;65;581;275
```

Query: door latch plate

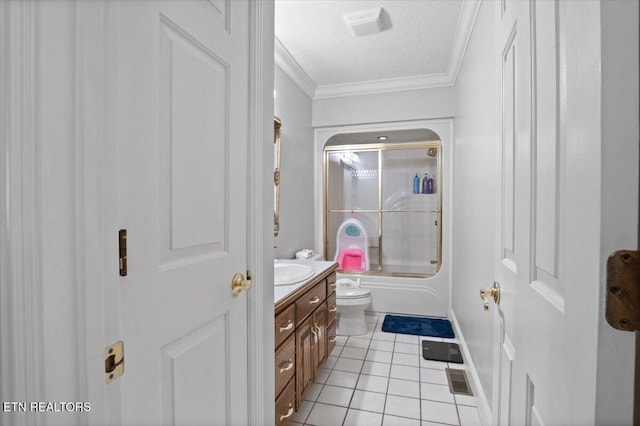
105;341;124;383
606;250;640;332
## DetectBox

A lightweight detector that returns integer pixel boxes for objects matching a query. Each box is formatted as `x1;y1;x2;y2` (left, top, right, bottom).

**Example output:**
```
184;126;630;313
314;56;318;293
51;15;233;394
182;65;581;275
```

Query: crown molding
313;73;452;99
274;36;317;98
446;0;482;85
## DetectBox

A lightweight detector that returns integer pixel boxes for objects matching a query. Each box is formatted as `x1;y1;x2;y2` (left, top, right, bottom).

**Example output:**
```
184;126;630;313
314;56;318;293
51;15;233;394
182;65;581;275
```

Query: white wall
596;0;639;423
312;86;455;128
451;0;497;413
274;64;315;258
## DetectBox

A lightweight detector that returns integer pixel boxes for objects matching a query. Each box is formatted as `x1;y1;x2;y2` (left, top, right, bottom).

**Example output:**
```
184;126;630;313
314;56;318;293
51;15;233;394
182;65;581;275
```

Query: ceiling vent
343;7;384;37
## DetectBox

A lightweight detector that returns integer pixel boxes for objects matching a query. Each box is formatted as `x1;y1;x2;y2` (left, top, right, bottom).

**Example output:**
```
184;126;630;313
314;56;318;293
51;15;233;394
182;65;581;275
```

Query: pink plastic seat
336;247;365;271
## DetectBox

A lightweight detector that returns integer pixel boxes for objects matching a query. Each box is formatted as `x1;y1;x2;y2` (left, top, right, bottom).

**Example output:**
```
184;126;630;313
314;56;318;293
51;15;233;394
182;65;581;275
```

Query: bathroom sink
274;263;315;286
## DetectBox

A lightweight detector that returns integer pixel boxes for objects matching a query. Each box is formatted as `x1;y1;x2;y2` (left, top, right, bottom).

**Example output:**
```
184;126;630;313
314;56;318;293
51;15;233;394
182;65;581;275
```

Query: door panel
495;1;604;424
115;1;250;425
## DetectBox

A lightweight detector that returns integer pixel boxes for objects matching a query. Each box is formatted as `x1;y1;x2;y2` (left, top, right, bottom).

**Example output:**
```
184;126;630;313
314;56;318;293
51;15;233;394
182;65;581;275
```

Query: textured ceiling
275;0;464;88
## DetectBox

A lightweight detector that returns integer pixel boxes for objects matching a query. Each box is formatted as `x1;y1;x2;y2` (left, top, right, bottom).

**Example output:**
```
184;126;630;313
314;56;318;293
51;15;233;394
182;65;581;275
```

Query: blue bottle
422;173;429;194
427;175;434;194
413;173;420;194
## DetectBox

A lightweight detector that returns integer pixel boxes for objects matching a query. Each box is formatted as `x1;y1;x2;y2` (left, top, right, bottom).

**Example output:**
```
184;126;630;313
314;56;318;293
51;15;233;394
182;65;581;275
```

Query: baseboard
449;310;493;426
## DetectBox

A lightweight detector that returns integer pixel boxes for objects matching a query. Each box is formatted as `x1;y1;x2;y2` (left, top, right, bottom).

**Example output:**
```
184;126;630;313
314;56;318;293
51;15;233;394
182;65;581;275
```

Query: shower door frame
323;140;442;278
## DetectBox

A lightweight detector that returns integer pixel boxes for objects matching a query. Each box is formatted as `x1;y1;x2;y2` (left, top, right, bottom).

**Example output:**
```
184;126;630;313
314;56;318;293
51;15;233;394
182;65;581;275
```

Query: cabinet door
312;303;327;369
295;316;314;407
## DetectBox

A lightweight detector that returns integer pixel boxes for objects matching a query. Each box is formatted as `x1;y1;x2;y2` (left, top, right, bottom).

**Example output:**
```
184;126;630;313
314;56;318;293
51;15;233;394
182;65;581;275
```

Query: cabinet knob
309;296;320;305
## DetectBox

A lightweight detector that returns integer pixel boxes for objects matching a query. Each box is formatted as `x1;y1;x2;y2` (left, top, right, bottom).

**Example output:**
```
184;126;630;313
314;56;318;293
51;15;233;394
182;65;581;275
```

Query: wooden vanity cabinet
274;266;338;425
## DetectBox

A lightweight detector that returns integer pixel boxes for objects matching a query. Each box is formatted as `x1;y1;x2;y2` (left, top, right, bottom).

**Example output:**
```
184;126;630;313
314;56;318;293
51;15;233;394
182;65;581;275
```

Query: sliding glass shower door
324;141;442;277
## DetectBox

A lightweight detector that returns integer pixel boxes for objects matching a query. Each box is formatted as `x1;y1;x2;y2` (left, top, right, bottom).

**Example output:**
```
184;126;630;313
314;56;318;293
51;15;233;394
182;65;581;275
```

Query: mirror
274;117;281;236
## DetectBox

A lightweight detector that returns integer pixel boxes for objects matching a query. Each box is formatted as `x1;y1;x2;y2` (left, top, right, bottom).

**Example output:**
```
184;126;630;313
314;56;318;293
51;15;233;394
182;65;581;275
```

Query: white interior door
115;1;250;425
494;1;605;425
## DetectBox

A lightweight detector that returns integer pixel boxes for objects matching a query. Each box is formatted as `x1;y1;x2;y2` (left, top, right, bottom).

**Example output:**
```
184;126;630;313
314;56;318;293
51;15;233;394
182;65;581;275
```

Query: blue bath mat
382;315;455;338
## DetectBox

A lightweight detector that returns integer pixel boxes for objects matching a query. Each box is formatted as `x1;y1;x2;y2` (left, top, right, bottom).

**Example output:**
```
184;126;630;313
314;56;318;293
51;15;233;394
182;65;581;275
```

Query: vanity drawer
275;304;295;349
327;292;337;325
275;377;295;426
327;321;337;357
295;282;326;325
275;333;295;397
327;272;337;296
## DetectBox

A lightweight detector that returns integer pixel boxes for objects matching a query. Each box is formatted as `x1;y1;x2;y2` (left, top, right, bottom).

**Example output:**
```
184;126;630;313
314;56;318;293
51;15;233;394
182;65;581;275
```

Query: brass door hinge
105;341;124;383
119;229;127;276
606;250;640;331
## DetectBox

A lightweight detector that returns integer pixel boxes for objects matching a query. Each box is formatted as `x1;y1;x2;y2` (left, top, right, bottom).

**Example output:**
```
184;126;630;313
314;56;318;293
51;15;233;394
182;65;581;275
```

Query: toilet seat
337;287;370;299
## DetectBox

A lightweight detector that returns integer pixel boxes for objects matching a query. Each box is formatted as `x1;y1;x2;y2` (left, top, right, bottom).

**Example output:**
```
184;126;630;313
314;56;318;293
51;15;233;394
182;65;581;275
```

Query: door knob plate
231;273;252;297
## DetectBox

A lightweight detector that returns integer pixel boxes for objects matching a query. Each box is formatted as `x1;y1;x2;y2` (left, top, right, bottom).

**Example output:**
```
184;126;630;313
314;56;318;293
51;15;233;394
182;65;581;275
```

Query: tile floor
291;312;482;426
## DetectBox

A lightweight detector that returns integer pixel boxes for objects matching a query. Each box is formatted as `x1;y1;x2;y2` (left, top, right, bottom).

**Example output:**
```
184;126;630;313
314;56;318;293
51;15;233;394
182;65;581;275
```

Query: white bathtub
337;271;448;317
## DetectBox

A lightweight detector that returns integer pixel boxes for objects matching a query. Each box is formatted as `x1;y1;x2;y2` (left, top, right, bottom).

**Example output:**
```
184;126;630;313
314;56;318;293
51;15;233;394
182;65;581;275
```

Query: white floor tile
394;342;420;355
346;337;371;349
421;336;444;343
344;408;384;426
390;364;420;381
317;384;354;407
356;374;390;394
393;352;421;367
384;394;421;420
421;400;460;425
457;405;481;426
369;340;395;352
366;349;393;364
383;414;422;426
340;346;368;360
421;383;454;404
334;357;364;373
330;345;344;357
314;367;331;384
453;394;476;407
361;361;391;377
325;370;359;388
335;336;348;346
395;334;420;344
359;330;375;339
304;382;324;402
421;368;449;385
420;358;447;370
306;403;348;426
421;421;455;426
324;356;338;369
349;389;387;413
372;331;396;342
387;378;420;399
292;400;313;424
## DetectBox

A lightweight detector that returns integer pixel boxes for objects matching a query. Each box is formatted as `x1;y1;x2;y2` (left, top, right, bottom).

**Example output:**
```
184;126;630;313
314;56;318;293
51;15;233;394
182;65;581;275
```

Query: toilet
334;217;374;335
336;278;372;336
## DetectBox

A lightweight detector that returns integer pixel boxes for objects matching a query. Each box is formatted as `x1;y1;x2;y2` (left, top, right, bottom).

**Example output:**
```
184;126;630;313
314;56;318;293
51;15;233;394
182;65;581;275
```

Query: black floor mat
421;340;463;364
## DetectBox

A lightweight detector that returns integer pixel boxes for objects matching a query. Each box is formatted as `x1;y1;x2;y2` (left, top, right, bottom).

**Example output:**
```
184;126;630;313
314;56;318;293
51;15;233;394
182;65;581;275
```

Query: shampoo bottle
422;173;429;194
413;173;420;194
426;175;434;194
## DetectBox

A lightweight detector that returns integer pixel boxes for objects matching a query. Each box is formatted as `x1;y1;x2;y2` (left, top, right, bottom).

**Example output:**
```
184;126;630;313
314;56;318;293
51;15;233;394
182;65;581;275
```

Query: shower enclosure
324;140;442;277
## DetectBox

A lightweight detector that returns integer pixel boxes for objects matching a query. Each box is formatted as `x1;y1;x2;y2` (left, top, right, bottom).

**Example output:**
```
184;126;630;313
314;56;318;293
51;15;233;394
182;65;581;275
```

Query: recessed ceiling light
377;136;388;141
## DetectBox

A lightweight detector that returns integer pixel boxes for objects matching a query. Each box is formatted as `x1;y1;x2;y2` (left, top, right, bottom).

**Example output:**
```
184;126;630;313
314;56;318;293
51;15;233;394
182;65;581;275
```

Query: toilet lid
336;287;371;299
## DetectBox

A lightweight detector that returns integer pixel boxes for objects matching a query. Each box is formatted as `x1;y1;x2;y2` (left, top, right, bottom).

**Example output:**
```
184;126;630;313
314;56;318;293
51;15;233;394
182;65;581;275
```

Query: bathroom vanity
274;260;338;425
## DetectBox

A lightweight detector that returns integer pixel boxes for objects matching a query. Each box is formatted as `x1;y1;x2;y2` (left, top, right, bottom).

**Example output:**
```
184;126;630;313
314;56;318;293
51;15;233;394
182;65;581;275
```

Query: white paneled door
116;1;250;425
494;1;606;425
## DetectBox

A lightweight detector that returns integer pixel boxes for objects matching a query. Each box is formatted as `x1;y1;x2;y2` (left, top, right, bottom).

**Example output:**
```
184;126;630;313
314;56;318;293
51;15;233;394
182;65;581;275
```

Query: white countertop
274;259;336;305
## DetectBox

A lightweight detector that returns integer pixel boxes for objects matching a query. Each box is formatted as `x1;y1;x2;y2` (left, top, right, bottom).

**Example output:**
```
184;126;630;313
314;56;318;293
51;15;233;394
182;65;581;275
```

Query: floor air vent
446;368;473;396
